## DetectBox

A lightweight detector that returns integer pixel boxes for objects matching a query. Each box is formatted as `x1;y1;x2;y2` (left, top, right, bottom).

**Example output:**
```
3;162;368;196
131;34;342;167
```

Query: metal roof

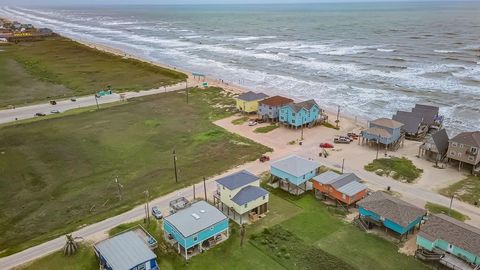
337;181;368;197
164;201;227;238
94;231;156;270
431;129;450;154
285;99;319;113
414;104;439;115
231;185;269;205
215;170;259;190
237;91;268;102
392;112;423;134
362;127;392;138
357;191;426;227
259;95;293;106
370;118;404;129
419;214;480;256
312;171;341;184
271;155;320;178
412;107;438;126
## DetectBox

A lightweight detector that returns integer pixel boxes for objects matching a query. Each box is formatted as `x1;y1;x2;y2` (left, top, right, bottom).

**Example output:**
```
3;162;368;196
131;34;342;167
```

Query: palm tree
63;234;82;256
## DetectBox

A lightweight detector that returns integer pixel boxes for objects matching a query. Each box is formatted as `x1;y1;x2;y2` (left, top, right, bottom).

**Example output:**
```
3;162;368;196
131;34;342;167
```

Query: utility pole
240;224;246;247
301;124;304;141
335;105;340;128
341;158;345;174
173;149;178;183
185;80;189;104
94;92;100;110
376;137;380;160
144;189;150;225
203;177;207;201
193;184;196;200
448;194;454;217
114;176;122;201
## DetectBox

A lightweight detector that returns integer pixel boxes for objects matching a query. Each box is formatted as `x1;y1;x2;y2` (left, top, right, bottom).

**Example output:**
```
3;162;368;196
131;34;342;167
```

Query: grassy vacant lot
439;176;480;206
254;124;279;133
18;189;428;270
364;157;423;183
0;87;270;256
231;116;249;125
0;38;186;108
425;202;469;222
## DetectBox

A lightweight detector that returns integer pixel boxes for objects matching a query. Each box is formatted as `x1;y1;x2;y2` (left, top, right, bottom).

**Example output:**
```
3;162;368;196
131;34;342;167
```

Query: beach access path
0;81;188;125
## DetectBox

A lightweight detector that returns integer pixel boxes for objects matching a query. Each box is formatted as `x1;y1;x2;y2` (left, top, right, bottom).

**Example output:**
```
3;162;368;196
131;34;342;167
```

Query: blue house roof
231;186;269;205
215;170;259;190
94;231;156;270
237;91;268;102
164;201;227;238
271;155;320;177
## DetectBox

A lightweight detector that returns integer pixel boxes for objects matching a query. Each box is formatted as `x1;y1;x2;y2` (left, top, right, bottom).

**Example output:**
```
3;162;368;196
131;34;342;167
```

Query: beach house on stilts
269;155;320;195
360;118;405;152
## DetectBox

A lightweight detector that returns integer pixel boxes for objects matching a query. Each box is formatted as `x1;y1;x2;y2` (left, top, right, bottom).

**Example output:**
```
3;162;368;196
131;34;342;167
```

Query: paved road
0;82;187;125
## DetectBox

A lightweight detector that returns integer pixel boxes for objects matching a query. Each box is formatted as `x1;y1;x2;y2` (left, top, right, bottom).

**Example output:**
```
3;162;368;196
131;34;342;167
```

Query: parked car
320;142;334;148
259;155;270;162
70;97;77;102
334;137;351;144
151;206;163;219
255;118;266;124
49;100;57;105
248;121;258;126
339;136;353;142
34;113;46;117
347;132;358;138
50;110;60;114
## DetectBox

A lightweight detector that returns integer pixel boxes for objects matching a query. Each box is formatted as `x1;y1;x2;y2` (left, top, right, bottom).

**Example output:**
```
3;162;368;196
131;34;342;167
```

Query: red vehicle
320;142;334;148
259;155;270;162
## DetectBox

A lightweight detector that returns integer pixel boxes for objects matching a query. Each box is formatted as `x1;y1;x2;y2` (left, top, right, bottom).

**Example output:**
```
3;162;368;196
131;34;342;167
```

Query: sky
0;0;460;6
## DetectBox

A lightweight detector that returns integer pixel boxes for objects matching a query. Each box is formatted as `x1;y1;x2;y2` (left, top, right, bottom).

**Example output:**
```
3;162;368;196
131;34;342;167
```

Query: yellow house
213;170;269;224
235;91;268;113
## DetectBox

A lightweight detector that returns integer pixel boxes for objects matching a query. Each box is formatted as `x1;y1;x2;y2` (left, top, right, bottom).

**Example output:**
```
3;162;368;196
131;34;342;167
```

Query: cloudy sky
0;0;458;6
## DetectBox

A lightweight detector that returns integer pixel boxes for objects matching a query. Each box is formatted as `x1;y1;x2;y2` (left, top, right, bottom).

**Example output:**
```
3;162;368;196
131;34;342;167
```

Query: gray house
419;129;449;165
258;95;293;122
447;131;480;174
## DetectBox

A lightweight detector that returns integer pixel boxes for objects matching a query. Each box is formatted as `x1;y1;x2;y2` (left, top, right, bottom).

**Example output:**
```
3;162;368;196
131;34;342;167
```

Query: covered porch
164;230;229;260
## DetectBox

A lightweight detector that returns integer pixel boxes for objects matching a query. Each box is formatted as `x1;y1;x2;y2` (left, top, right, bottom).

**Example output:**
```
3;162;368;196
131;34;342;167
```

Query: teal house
417;214;480;266
270;155;320;195
357;191;426;239
360;118;404;150
279;99;321;128
163;200;229;260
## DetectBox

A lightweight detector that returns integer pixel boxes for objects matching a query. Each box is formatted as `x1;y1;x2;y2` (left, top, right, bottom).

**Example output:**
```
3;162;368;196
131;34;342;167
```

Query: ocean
1;2;479;134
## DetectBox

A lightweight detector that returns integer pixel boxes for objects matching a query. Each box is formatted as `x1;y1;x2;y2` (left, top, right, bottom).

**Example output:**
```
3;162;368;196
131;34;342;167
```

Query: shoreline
74;38;370;130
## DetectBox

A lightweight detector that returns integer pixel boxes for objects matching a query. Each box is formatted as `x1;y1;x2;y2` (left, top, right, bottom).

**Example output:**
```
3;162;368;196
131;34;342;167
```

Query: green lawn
364;157;423;183
254;124;279;133
425;202;469;221
0;38;186;108
439;176;480;206
16;188;428;270
0;87;270;257
231;116;249;125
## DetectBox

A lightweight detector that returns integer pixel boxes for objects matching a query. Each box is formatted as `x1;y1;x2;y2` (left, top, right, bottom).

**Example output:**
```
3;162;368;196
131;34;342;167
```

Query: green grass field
425;202;469;221
254;124;279;133
0;38;186;108
364;157;423;183
17;188;428;270
0;87;270;257
439;176;480;206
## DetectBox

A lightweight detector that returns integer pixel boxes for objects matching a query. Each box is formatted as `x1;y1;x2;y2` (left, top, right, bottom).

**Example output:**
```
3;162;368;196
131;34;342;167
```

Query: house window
223;186;225;190
138;264;146;270
450;151;456;156
452;142;457;147
244;203;248;208
468;156;474;161
459;144;464;148
303;175;306;179
280;116;284;120
292;113;296;117
269;106;272;109
292;119;295;123
210;226;215;231
458;153;462;157
193;236;198;242
471;147;478;154
262;195;266;200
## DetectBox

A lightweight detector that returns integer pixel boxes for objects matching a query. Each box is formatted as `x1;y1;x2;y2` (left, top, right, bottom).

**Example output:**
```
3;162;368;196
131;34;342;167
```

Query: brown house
447;131;480;174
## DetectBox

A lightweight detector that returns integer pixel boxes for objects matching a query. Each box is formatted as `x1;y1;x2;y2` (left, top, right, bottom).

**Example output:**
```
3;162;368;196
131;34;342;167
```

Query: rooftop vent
192;213;200;220
200;210;206;213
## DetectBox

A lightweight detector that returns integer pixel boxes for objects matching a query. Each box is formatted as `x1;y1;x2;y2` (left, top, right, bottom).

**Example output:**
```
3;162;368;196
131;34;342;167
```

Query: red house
312;171;368;205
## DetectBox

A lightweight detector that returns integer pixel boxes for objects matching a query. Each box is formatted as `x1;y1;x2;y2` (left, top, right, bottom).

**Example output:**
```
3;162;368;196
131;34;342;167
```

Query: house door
447;244;454;253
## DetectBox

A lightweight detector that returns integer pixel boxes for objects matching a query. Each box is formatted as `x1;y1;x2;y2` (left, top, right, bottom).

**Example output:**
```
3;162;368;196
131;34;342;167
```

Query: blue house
357;191;426;239
258;95;293;122
163;200;229;260
279;99;322;128
360;118;404;151
94;230;158;270
270;155;320;195
417;214;480;266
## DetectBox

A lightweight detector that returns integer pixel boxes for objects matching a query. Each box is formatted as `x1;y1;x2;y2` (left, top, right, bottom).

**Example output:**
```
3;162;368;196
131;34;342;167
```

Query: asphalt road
0;83;186;125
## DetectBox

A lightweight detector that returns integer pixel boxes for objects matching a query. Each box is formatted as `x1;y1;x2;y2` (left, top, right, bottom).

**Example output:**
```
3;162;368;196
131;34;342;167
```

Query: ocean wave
232;36;277;41
434;49;459;54
377;48;395;52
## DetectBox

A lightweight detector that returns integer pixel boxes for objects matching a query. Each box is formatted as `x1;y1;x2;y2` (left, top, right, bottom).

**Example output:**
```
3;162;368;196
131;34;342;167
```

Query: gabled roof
271;155;320;178
259;95;293;106
370;118;404;129
363;127;392;138
357;191;426;227
313;172;367;196
236;91;268;102
392;112;423;134
231;185;269;205
419;214;480;256
94;231;156;270
431;129;449;154
164;201;227;238
450;131;480;148
216;170;259;190
412;107;438;126
415;104;439;115
284;99;319;113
